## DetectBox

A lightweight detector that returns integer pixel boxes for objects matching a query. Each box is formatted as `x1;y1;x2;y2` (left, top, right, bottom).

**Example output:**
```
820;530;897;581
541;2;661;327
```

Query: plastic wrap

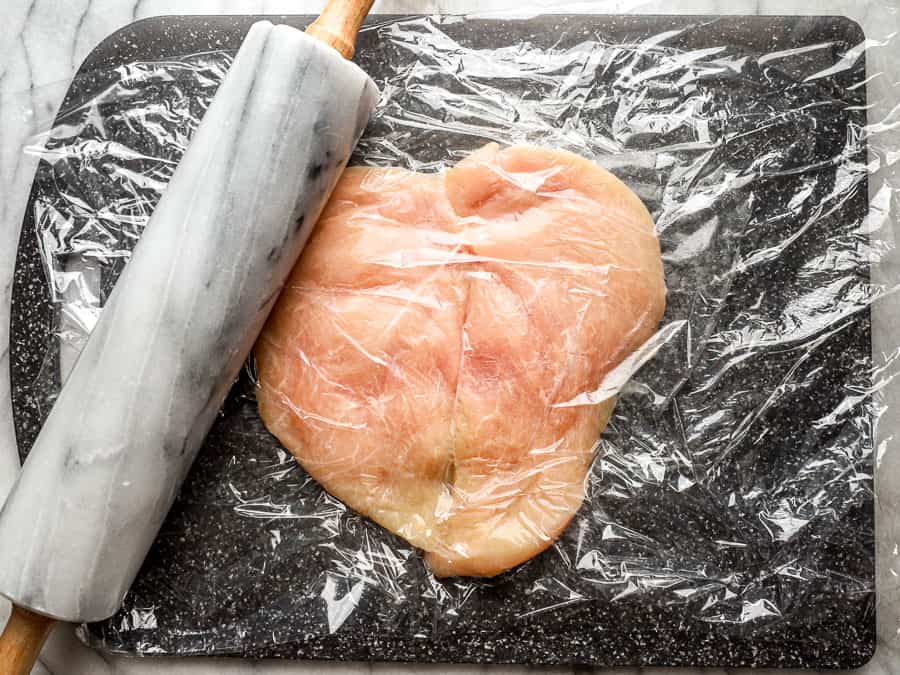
7;8;900;669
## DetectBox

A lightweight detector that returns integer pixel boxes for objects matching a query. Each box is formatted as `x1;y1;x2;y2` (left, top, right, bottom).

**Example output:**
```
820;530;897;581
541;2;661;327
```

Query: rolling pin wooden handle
0;605;55;675
306;0;376;59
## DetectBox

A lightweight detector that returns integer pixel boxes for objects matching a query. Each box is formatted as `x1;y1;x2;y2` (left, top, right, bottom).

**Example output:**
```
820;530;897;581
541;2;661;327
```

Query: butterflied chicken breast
255;143;665;577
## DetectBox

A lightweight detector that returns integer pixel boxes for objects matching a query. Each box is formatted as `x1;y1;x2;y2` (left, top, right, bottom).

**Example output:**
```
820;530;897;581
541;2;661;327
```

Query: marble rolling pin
0;2;378;671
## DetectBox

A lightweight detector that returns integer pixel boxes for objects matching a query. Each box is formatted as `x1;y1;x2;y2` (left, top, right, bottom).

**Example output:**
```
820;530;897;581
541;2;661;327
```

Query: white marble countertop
2;0;900;673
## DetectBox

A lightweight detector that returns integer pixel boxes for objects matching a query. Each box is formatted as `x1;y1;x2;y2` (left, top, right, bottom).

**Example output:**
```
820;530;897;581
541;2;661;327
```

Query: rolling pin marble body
0;20;378;623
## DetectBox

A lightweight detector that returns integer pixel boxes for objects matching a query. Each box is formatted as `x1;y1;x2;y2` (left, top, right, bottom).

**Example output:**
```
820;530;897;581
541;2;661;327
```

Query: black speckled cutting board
9;13;875;668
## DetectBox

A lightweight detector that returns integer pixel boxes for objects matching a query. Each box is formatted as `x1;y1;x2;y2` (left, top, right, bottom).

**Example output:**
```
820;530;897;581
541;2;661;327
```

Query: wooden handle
0;606;55;675
306;0;375;59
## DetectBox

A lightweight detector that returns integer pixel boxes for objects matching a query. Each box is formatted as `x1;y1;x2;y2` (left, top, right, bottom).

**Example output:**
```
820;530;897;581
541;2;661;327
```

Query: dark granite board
8;13;874;668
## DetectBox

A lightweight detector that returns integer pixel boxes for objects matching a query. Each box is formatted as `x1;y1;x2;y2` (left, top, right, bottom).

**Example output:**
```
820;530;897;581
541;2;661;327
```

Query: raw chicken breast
255;143;666;577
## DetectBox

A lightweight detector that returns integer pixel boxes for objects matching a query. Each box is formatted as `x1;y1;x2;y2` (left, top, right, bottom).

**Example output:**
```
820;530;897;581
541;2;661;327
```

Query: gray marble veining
0;18;378;623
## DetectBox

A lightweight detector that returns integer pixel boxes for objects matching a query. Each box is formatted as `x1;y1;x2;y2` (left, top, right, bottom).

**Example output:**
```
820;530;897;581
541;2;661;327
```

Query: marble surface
1;0;899;673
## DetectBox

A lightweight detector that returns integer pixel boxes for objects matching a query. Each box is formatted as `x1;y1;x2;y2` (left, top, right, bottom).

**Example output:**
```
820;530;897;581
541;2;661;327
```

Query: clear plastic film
6;6;900;669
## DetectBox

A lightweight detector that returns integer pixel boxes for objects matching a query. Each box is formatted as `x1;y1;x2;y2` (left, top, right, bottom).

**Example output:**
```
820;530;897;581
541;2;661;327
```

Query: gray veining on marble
0;17;377;623
1;0;899;673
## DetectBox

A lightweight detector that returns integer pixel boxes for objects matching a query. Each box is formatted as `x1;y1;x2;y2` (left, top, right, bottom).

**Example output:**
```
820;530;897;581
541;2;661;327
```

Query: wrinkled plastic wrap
7;8;900;669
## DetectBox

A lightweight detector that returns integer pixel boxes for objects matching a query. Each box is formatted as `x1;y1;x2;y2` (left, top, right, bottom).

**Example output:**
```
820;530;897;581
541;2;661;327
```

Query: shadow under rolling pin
0;0;378;672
